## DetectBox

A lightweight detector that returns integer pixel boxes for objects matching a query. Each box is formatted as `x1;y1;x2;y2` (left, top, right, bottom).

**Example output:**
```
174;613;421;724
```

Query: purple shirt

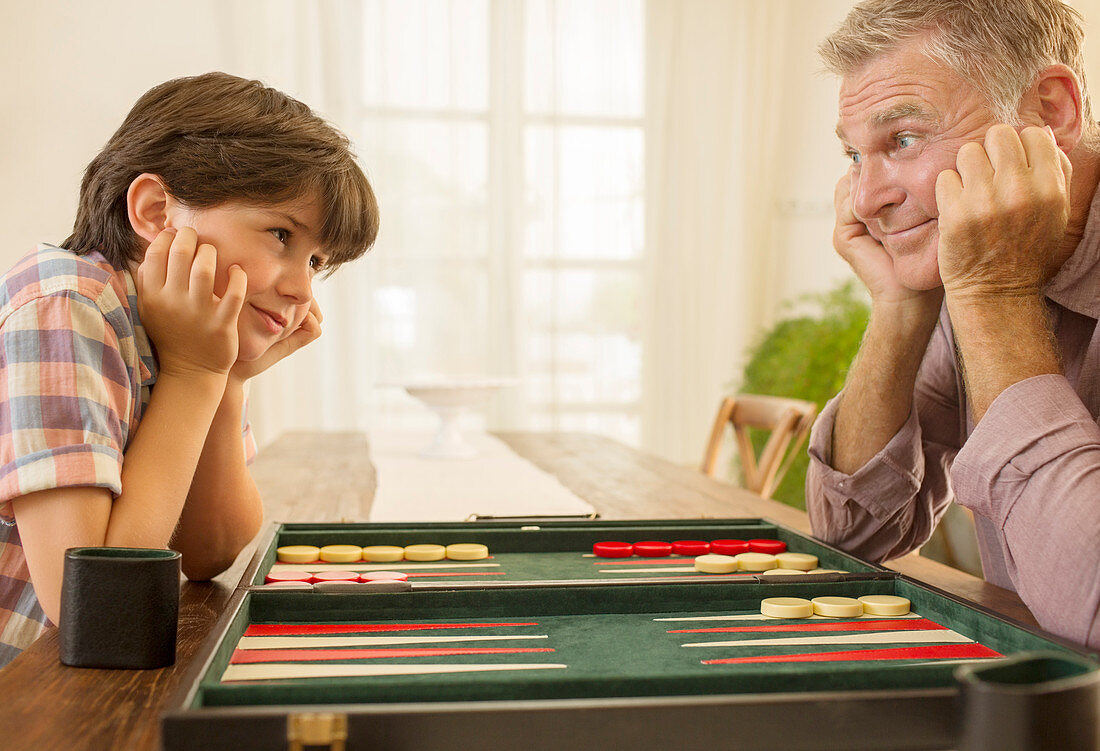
806;187;1100;651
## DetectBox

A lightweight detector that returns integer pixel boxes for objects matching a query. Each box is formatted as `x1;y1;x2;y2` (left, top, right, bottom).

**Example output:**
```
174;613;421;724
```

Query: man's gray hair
820;0;1094;137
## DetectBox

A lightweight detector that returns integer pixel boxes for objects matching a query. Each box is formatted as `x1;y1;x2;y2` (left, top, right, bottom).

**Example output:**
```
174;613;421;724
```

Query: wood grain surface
0;430;1035;751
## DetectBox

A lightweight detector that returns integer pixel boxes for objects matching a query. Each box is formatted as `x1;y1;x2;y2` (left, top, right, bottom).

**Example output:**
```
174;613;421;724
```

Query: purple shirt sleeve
804;308;962;561
953;374;1100;648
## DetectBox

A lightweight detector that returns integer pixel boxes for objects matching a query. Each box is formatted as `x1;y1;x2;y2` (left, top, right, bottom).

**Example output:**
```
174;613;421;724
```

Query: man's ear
1021;64;1084;152
126;173;175;245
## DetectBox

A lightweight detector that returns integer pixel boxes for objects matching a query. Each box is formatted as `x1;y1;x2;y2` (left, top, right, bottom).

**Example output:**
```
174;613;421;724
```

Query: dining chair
701;394;818;499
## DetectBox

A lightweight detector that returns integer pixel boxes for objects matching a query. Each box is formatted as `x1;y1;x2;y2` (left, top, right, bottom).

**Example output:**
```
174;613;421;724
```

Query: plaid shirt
0;245;255;668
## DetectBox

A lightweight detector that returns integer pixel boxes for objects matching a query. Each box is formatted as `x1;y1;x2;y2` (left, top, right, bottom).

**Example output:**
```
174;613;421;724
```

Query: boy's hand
935;124;1071;300
136;227;247;380
229;297;323;383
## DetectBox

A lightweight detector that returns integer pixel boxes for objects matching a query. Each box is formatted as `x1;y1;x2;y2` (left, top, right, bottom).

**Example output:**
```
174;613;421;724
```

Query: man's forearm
946;292;1061;423
832;298;942;474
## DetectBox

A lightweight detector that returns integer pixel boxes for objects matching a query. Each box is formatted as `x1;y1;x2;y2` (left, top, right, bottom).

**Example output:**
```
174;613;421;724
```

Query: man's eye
846;150;861;165
896;134;917;149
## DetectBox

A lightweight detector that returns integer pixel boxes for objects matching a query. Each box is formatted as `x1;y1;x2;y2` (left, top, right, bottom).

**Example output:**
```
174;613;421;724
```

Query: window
355;0;645;443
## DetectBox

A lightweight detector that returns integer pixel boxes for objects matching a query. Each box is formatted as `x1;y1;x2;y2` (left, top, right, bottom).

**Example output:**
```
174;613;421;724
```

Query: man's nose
850;157;904;222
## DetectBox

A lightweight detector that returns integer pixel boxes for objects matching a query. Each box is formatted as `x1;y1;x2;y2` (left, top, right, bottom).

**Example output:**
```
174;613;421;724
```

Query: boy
0;72;379;668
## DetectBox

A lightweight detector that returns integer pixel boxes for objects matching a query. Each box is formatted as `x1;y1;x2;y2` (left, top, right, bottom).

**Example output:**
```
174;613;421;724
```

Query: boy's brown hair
64;72;379;274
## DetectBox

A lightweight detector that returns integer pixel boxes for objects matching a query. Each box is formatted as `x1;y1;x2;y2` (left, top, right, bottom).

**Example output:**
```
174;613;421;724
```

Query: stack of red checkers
312;571;360;583
748;539;787;554
592;538;789;558
265;570;313;584
593;541;635;558
671;540;710;556
633;541;674;557
360;571;409;582
710;539;751;556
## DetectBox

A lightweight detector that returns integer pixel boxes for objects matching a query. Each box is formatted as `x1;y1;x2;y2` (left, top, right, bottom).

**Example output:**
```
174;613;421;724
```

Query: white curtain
642;0;792;462
224;0;851;463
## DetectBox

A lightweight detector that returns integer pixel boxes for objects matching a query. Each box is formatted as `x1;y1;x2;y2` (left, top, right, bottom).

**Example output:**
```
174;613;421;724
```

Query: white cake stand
394;378;519;459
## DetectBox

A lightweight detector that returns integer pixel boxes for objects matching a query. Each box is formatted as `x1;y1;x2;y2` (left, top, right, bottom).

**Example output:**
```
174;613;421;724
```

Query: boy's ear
126;173;175;245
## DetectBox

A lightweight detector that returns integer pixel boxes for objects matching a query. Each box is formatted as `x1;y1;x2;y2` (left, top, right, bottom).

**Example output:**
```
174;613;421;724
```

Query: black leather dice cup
955;652;1100;751
59;547;181;669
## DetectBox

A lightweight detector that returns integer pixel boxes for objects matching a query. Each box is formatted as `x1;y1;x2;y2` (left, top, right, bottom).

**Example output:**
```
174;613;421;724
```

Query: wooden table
1;431;1036;751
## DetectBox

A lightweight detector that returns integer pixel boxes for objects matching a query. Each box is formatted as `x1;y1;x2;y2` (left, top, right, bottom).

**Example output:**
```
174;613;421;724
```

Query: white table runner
367;431;596;521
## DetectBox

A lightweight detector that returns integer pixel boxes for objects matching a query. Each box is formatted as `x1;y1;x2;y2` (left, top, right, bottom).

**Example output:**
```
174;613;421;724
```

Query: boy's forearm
171;377;264;580
104;371;227;548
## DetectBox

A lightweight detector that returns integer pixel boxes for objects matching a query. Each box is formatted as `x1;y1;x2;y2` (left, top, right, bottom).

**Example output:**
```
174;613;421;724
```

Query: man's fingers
955;141;995;187
983;123;1027;173
1020;125;1072;190
935;168;964;212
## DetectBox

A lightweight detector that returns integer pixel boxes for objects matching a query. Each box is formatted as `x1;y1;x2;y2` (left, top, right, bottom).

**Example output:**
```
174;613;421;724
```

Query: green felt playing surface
192;577;1091;710
250;520;879;586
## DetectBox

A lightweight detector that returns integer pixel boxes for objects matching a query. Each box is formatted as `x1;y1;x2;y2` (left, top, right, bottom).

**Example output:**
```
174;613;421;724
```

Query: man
805;0;1100;649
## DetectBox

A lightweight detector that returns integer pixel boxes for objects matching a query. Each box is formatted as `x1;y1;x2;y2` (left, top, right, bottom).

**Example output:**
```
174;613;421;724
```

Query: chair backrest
700;393;818;498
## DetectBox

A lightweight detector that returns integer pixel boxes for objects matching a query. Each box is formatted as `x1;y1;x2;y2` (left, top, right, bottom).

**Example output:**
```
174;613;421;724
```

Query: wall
0;0;230;266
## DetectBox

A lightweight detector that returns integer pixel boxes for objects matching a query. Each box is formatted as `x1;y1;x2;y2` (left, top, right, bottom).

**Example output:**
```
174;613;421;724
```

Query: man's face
836;41;1000;290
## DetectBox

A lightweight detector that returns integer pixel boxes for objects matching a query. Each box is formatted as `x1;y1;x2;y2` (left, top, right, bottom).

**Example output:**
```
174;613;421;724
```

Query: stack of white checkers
276;543;490;563
760;595;911;618
693;552;842;575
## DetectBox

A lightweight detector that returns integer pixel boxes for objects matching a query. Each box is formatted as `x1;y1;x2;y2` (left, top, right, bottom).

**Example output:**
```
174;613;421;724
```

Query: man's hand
229;297;323;383
935;124;1072;299
136;227;247;380
832;175;940;309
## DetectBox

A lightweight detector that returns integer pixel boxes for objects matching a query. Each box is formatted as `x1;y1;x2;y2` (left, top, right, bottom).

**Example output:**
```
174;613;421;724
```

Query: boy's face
168;198;329;362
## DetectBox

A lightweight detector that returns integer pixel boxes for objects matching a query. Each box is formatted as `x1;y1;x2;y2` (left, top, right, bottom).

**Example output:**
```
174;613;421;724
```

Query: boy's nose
277;260;313;304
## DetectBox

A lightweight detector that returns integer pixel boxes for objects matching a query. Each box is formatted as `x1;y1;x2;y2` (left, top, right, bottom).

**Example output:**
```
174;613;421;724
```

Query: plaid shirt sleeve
0;288;133;510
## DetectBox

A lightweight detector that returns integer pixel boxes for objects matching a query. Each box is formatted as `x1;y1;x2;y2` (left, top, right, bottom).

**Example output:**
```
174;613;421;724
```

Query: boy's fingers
215;264;248;324
307;297;323;325
165;227;198;287
138;227;175;288
190;243;217;297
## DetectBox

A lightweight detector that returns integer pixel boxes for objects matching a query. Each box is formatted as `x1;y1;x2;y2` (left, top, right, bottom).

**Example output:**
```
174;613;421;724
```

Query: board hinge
287;712;348;751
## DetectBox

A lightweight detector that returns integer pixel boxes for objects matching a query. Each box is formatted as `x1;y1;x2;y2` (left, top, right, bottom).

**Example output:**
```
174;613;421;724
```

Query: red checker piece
748;539;787;554
263;581;312;589
265;570;313;584
311;570;361;583
360;571;409;582
710;539;750;556
593;541;634;558
671;540;711;556
633;541;673;557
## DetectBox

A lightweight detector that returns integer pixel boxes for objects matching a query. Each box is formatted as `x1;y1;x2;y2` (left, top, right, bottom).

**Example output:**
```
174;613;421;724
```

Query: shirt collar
1045;183;1100;319
120;266;157;386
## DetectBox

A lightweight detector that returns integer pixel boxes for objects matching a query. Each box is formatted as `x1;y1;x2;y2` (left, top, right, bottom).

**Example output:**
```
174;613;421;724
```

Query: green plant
734;279;870;509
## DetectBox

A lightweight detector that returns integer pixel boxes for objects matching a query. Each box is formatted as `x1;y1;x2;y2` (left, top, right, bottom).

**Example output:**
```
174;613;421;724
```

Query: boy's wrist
154;369;229;401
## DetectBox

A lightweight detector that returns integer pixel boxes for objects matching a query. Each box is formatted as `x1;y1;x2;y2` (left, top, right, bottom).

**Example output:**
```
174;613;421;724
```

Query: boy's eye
310;256;327;271
270;228;290;244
